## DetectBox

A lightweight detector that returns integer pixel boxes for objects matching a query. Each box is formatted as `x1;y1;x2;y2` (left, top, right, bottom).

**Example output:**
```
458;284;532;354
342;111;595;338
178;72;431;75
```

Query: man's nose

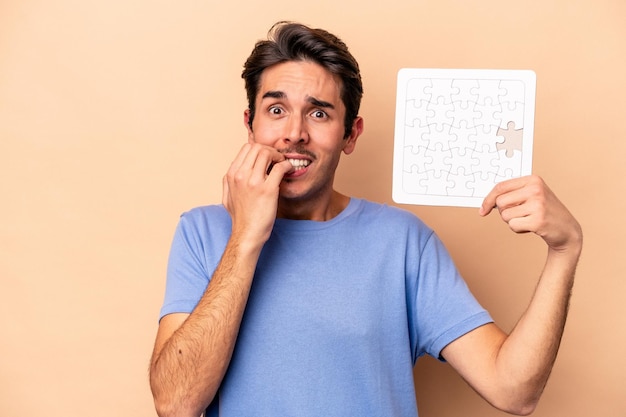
283;115;309;144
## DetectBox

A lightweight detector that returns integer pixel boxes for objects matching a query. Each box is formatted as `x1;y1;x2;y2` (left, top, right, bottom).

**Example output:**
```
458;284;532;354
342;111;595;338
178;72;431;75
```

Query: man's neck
276;190;350;221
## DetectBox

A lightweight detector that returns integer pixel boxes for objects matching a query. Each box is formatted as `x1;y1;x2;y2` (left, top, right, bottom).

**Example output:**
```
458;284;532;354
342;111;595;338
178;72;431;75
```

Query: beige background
1;1;624;416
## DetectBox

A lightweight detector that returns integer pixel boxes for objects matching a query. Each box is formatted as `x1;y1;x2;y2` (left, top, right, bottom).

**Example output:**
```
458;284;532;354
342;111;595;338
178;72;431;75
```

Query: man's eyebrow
261;90;285;100
260;91;335;110
307;96;335;109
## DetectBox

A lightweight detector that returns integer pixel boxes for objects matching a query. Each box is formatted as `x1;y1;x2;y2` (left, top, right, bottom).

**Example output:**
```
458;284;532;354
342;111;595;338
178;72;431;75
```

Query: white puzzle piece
392;68;536;207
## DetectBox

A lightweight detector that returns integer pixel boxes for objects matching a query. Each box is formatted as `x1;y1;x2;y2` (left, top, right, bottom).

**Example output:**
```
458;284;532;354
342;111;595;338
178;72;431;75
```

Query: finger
490;177;549;233
495;186;532;213
504;199;545;234
498;202;536;233
227;145;272;187
265;159;293;186
222;174;231;209
233;144;284;182
506;216;535;234
226;144;254;180
252;147;287;177
479;176;532;216
479;182;511;216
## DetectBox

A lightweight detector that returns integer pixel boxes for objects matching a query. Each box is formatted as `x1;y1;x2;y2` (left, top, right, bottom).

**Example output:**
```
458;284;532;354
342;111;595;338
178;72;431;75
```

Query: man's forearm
494;244;582;413
150;239;261;417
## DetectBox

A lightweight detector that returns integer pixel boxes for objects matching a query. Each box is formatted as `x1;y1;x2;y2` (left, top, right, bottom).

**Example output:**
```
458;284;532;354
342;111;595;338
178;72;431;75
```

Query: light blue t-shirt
161;198;492;417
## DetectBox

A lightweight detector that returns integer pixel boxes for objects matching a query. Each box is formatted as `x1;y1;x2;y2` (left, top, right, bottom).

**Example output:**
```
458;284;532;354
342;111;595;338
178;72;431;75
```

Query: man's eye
269;106;283;115
311;110;327;118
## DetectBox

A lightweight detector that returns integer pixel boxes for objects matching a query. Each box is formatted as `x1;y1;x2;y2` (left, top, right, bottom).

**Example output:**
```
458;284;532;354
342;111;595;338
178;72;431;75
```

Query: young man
149;22;583;417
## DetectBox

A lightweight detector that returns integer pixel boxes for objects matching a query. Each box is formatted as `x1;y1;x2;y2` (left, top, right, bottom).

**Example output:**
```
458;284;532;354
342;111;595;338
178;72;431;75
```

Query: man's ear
243;109;254;143
342;116;364;155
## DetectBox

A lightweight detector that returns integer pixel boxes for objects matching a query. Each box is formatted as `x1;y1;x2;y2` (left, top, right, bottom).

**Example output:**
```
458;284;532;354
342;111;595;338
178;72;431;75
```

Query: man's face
244;60;362;204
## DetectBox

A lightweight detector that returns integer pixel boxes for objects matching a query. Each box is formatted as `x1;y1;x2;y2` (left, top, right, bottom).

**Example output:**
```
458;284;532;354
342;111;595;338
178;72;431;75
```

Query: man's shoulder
181;204;227;218
352;198;431;230
176;204;231;230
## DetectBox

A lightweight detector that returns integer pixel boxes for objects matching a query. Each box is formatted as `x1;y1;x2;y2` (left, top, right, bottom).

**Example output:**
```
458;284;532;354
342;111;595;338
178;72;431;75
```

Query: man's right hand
222;143;292;250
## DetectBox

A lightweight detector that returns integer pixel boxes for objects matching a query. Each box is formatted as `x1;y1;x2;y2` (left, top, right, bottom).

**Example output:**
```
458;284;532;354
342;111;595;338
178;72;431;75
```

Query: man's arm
441;175;583;416
149;144;292;417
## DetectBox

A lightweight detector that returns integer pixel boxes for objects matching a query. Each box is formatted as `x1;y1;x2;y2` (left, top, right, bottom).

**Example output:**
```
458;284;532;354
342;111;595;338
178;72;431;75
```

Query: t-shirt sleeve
159;204;237;321
159;212;212;320
410;231;493;362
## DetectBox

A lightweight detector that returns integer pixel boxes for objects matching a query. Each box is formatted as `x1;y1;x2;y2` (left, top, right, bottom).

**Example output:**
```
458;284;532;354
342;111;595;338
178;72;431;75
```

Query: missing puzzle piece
496;121;523;157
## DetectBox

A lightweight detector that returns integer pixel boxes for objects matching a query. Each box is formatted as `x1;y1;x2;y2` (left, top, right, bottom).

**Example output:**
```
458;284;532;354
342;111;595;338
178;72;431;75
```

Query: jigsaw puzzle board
392;68;536;207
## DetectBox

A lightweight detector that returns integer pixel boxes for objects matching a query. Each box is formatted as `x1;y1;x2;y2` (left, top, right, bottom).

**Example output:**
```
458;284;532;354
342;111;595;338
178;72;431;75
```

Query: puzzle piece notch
403;123;430;150
419;169;454;196
474;97;503;133
446;166;476;196
449;120;478;152
451;79;479;103
468;124;501;153
471;144;500;177
406;78;432;101
444;147;480;175
448;100;481;128
491;148;522;178
422;124;456;151
468;171;499;197
495;101;525;130
471;79;507;105
426;97;455;132
405;99;434;127
403;145;432;174
499;80;525;105
423;142;453;178
424;79;460;104
402;167;429;194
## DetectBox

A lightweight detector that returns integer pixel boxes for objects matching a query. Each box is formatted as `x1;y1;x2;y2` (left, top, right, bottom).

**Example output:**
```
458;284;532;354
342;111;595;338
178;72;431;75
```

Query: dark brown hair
242;22;363;138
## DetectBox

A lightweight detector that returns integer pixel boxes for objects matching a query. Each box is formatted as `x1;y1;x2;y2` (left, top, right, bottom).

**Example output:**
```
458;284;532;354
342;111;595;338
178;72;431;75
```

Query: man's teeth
287;158;310;170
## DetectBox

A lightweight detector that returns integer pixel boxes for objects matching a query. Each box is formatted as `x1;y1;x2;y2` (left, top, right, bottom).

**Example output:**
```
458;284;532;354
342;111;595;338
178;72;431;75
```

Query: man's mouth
286;158;311;172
